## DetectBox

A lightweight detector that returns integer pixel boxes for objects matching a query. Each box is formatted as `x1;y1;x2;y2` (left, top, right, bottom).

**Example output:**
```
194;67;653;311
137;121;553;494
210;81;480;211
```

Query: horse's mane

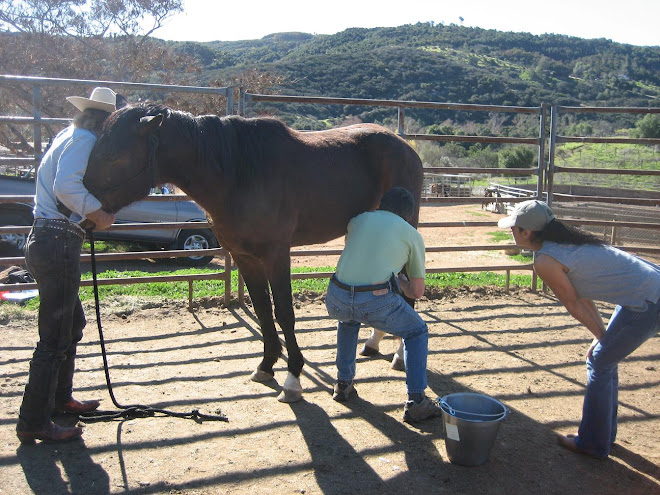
108;103;294;186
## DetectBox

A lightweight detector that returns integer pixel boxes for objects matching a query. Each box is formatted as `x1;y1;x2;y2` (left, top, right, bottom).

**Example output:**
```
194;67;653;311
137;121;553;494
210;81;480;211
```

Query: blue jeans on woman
325;281;429;394
18;223;86;430
576;299;660;457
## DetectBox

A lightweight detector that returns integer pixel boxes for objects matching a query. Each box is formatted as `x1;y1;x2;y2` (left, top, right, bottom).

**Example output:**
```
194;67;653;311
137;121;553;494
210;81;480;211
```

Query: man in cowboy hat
16;87;120;444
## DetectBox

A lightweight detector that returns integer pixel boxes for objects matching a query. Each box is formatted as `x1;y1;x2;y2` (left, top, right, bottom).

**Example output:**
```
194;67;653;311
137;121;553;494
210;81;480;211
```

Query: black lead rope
80;230;228;423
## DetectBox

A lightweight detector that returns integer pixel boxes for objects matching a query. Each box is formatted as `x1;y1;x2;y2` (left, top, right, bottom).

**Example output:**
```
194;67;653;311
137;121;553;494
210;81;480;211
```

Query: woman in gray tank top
499;200;660;459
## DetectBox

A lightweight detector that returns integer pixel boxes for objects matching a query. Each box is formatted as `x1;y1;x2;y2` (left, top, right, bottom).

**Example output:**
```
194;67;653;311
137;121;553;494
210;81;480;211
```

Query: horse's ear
115;94;128;109
138;114;164;135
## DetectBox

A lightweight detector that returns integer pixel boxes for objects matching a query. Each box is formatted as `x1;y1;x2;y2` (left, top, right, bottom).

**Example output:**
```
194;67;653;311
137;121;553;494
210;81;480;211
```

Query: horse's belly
291;229;344;247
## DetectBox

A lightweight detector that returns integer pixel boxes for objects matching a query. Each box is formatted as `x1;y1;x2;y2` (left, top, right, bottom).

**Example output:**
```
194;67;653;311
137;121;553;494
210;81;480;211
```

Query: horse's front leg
233;255;281;382
266;248;304;403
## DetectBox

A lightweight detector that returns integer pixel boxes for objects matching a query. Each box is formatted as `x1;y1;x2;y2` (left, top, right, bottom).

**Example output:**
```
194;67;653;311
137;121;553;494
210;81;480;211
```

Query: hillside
170;23;660;127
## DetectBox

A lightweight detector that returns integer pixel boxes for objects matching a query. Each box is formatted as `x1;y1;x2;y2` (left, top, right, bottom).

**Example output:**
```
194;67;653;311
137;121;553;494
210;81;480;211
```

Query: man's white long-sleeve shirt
33;125;103;224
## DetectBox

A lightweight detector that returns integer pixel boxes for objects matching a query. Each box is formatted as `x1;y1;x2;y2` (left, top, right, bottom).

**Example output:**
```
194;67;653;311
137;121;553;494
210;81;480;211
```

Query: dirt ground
0;205;659;495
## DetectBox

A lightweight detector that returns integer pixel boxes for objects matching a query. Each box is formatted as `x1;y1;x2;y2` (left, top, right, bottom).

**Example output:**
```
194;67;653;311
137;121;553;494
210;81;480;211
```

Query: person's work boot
332;381;357;402
403;396;443;423
16;421;83;444
56;398;101;415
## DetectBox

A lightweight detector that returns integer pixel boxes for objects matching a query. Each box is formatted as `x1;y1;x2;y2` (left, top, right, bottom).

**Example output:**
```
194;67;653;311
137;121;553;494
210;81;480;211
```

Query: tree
0;1;183;38
633;114;660;139
499;145;536;168
0;0;196;150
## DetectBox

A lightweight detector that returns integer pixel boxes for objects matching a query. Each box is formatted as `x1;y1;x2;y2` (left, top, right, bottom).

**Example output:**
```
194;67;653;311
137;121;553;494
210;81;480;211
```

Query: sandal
556;434;606;459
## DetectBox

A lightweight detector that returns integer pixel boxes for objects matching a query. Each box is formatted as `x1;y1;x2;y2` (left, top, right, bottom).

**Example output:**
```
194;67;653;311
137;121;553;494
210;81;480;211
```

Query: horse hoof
277;372;303;402
391;355;406;372
250;369;275;382
277;389;303;403
359;345;380;357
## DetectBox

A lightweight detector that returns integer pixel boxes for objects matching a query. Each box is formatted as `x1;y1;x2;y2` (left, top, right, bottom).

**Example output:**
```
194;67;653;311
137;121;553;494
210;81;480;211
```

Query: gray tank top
537;241;660;312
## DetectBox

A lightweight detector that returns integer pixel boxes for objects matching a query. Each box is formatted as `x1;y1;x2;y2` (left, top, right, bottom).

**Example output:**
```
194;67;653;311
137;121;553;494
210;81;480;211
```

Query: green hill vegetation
170;23;659;129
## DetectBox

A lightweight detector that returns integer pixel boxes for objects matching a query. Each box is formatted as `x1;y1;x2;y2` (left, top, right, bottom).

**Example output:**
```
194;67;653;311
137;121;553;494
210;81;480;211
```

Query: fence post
226;87;235;116
397;107;404;135
546;104;559;207
537;103;547;200
238;87;246;116
32;86;43;170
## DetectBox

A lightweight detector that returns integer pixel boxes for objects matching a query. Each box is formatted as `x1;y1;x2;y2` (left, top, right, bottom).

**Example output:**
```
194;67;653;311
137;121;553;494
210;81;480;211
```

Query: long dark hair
74;108;111;134
532;219;605;245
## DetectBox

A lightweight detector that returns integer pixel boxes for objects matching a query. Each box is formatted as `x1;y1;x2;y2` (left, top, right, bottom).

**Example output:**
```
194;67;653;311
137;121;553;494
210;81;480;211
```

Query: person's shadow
17;435;109;495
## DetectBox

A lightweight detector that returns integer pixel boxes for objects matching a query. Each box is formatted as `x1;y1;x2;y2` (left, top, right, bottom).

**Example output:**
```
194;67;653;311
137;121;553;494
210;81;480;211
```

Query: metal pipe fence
545;104;660;256
1;75;659;306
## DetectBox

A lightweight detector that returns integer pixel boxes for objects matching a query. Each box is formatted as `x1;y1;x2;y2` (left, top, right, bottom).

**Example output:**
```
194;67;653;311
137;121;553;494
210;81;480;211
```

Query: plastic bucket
439;392;507;466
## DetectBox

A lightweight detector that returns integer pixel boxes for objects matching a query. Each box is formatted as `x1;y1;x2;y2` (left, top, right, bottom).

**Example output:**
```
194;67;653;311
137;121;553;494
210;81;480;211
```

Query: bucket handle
440;399;507;419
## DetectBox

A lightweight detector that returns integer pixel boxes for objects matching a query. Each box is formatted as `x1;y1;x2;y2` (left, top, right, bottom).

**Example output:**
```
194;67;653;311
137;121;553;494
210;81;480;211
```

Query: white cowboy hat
66;87;117;113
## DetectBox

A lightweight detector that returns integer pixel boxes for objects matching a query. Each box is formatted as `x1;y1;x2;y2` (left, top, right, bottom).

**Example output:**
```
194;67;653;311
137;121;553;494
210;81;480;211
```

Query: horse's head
84;104;165;213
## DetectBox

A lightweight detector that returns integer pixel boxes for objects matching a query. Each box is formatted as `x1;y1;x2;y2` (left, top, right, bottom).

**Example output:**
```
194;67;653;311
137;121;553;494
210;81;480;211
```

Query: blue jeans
325;281;429;394
18;224;86;429
576;299;660;457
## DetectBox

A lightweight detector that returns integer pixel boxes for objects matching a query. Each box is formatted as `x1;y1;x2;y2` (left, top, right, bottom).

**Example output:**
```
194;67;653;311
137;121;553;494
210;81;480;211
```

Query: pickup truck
0;173;219;266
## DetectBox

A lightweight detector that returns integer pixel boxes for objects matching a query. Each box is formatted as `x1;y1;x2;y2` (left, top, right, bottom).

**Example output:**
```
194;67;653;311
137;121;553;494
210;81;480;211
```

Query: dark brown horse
83;103;423;402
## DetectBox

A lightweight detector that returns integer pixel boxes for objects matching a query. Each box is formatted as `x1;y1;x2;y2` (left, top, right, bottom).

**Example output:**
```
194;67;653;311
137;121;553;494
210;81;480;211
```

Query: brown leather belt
331;274;390;292
33;218;85;239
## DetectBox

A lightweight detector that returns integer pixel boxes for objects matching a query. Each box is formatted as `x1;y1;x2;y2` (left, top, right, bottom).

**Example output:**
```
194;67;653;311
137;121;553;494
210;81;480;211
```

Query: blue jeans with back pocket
325;281;429;394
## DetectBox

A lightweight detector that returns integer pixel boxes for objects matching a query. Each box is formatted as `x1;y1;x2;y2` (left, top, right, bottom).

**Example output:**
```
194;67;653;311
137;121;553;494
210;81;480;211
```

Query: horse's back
301;123;422;183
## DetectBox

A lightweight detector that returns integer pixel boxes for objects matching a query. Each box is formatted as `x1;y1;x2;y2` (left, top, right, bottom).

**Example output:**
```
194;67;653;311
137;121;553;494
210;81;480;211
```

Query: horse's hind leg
390;293;414;372
234;256;281;382
360;329;387;356
360;278;414;372
266;248;304;403
361;331;405;371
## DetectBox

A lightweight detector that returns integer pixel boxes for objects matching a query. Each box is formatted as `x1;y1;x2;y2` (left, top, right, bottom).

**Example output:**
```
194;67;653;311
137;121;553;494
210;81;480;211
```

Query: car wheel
0;211;32;254
174;229;218;267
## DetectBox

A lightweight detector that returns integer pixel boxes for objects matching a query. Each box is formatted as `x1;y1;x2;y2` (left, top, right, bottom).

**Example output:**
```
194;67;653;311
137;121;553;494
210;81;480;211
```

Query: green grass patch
466;210;490;217
426;271;532;287
554;142;660;190
508;252;533;263
11;264;534;311
82;240;144;253
487;230;512;242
